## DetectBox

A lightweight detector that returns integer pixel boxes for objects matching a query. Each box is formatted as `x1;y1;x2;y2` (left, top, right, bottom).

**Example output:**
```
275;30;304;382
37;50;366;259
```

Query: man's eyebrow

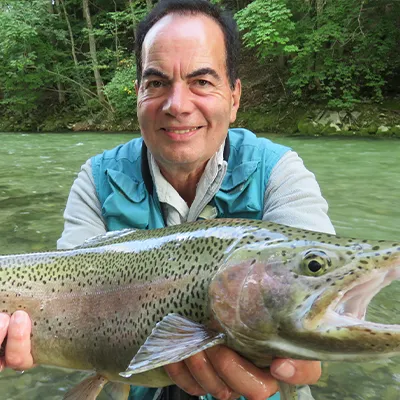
187;68;221;81
142;68;169;80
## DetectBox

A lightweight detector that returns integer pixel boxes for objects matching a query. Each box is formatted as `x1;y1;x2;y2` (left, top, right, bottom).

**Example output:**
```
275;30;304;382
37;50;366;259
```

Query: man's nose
162;83;192;116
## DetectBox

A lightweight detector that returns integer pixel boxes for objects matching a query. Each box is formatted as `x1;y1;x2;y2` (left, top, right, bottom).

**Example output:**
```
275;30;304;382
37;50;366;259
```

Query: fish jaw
291;249;400;360
271;241;400;361
209;238;400;363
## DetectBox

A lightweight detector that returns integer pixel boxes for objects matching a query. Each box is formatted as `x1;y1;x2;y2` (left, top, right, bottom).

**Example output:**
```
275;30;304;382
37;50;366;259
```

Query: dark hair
135;0;240;89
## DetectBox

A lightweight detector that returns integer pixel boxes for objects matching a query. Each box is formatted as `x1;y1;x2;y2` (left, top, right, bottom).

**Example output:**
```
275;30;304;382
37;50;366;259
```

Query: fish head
209;231;400;363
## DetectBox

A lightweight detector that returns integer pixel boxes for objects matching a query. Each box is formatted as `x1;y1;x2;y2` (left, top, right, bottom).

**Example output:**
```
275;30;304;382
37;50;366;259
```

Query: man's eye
148;81;163;88
196;79;210;87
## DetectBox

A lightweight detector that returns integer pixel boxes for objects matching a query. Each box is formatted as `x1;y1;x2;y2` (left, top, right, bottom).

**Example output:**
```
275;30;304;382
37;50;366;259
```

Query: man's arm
57;159;106;250
263;150;335;234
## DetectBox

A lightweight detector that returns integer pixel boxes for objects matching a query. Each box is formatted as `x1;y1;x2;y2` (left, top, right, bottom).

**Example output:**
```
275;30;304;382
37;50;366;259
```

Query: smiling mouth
162;126;203;134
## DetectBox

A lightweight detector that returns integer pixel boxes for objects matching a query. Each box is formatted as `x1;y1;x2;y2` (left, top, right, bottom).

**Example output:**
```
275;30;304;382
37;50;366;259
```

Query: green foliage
287;0;400;107
0;0;399;129
0;0;66;116
103;59;137;119
236;0;400;108
235;0;298;57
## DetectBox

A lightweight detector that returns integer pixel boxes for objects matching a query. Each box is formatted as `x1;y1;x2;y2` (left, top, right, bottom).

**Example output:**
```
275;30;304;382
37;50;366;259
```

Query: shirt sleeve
263;151;336;235
57;159;106;250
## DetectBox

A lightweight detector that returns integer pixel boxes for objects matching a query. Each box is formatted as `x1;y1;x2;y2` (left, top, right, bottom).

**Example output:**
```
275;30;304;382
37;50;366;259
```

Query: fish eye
307;259;323;272
301;250;330;276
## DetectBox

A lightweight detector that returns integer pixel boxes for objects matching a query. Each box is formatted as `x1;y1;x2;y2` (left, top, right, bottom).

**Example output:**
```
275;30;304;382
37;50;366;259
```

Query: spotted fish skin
0;218;399;388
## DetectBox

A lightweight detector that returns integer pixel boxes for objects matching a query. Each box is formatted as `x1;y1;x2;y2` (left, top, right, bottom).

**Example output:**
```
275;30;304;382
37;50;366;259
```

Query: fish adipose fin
279;382;316;400
63;374;108;400
120;313;226;377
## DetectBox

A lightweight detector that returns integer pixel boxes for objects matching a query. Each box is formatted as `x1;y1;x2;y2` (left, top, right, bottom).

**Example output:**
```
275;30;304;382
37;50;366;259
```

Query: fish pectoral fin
120;313;226;378
102;382;131;400
278;383;316;400
63;374;108;400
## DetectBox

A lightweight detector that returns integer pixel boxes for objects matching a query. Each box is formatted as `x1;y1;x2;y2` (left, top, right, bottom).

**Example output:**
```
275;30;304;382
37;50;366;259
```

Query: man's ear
135;80;139;95
230;79;242;123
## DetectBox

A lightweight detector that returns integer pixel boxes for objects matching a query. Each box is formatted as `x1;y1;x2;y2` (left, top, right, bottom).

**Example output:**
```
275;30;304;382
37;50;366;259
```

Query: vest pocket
102;169;149;229
214;163;263;220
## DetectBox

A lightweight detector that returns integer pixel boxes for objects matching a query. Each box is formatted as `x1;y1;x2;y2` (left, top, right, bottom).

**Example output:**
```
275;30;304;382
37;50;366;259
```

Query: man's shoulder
228;128;290;160
93;137;143;164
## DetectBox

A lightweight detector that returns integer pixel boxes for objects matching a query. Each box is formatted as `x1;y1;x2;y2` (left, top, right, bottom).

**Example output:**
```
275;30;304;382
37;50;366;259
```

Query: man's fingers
206;345;279;399
5;311;34;371
0;313;10;372
164;360;207;397
270;359;322;385
165;349;320;399
184;351;234;400
0;313;10;345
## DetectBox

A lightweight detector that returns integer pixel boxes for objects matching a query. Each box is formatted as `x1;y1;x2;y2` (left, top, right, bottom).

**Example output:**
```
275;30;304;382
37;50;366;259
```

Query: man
0;1;334;399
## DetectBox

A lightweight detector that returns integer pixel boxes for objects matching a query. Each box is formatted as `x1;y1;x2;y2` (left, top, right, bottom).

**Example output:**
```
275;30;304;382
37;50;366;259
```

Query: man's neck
159;163;206;206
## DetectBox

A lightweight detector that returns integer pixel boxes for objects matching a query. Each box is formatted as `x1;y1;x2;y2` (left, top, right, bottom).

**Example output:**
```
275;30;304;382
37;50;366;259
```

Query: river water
0;133;399;399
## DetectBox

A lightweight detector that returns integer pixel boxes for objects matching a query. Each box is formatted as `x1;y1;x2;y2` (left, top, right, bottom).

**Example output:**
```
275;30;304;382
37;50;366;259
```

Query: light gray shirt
57;147;335;250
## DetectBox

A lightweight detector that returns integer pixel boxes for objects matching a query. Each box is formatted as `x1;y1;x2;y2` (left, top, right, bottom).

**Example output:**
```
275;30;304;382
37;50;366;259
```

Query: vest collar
141;133;231;196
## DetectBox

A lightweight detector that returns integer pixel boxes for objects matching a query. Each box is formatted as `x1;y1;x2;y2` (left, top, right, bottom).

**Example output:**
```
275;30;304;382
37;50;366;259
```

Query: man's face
136;13;241;174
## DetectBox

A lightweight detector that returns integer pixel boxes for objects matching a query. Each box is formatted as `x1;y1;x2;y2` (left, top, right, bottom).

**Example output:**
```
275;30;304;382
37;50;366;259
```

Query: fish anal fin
120;313;226;378
278;383;316;400
102;382;131;400
279;382;297;400
63;374;108;400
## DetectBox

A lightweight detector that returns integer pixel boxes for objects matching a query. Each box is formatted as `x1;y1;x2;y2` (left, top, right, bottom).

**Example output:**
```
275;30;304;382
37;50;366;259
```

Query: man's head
135;0;242;179
136;0;240;89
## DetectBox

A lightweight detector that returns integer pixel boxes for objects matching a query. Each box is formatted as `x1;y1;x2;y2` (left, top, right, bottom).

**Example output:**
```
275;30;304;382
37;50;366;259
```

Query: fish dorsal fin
76;229;136;249
120;313;226;378
63;374;108;400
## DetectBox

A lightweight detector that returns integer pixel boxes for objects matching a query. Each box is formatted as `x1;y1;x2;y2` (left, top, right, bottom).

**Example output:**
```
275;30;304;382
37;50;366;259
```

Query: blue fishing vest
91;128;289;400
92;128;289;230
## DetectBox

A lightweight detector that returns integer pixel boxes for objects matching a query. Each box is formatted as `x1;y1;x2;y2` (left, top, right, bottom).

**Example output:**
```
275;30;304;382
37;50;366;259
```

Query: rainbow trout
0;219;399;400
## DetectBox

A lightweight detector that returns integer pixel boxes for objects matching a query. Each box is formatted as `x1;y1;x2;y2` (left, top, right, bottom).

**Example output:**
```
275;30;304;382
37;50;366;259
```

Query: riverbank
236;101;400;138
1;101;399;137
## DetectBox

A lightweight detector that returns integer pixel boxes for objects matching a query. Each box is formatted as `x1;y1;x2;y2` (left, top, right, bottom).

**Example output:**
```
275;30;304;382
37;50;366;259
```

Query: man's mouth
162;126;202;134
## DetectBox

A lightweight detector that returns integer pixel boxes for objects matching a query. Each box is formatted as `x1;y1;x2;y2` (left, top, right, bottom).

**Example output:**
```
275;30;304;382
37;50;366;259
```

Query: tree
82;0;108;106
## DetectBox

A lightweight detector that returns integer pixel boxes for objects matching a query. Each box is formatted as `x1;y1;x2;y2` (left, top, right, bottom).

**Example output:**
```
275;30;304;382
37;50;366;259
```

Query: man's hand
0;311;34;372
164;345;321;400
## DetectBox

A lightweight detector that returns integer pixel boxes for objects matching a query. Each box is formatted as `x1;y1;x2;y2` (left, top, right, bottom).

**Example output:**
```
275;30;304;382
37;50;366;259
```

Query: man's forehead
142;13;225;55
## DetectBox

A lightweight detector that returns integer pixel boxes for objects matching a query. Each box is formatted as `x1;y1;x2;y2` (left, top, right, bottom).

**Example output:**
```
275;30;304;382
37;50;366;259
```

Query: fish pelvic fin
63;374;108;400
120;313;226;378
279;383;316;400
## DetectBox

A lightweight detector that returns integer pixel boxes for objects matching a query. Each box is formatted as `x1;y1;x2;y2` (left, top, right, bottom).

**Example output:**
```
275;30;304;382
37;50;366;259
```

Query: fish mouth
320;265;400;331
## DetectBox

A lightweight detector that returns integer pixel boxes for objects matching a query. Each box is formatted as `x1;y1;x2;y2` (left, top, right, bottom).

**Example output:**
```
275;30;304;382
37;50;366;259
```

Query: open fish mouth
321;265;400;331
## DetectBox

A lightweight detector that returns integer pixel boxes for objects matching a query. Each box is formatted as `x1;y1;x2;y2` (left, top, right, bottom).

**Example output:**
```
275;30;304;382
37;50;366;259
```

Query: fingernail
13;311;27;325
274;360;295;379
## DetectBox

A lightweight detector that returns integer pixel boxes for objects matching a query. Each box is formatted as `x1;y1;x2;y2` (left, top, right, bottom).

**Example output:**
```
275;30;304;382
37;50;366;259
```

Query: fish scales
0;218;399;397
0;219;276;385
